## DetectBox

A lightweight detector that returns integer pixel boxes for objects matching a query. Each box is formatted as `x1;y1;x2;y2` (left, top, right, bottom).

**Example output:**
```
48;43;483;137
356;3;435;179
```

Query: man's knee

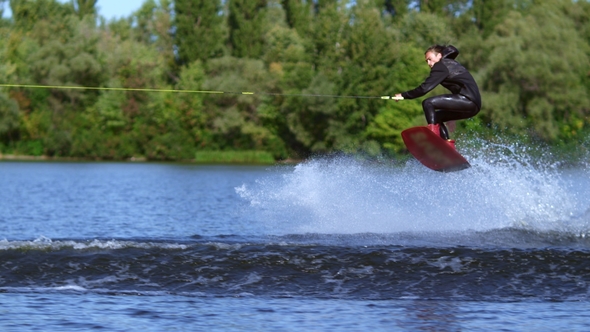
422;98;434;110
422;98;437;123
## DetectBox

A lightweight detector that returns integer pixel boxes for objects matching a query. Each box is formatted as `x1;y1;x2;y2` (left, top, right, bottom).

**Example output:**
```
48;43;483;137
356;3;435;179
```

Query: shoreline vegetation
0;1;588;163
0;150;297;165
2;138;588;168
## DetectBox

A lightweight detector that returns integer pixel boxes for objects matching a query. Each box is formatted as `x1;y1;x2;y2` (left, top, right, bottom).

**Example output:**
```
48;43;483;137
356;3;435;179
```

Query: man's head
424;45;445;68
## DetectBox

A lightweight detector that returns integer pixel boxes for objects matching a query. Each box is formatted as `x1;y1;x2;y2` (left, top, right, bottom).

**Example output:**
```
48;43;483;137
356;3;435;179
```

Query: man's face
425;51;442;68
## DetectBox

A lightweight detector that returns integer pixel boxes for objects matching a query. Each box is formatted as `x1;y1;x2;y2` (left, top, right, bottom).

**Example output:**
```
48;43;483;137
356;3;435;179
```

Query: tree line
0;0;588;161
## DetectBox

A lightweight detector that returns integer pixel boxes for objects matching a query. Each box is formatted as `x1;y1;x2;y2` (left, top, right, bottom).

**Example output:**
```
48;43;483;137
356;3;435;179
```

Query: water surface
1;147;589;331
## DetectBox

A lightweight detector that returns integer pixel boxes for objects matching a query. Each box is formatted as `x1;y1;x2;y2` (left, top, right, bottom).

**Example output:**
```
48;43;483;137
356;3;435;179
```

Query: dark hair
425;44;446;55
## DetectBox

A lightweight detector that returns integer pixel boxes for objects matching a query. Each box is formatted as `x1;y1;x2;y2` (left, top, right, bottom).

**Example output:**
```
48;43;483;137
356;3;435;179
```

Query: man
395;45;481;145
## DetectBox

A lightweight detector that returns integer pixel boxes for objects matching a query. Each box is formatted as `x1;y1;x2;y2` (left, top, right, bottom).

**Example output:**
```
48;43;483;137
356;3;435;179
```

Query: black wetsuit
401;46;481;139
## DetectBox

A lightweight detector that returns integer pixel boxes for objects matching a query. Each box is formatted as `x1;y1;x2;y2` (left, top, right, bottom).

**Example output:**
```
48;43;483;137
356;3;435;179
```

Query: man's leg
422;94;479;139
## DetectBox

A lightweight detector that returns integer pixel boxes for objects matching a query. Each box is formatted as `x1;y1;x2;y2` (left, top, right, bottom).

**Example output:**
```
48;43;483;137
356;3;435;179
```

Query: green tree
337;1;439;154
72;0;97;18
381;0;410;19
71;86;131;158
259;0;346;156
278;73;338;155
133;61;209;160
281;0;313;36
131;0;176;82
10;0;74;31
396;10;455;47
415;0;451;15
202;56;286;156
26;16;106;110
3;8;108;156
0;23;21;145
69;22;172;159
412;0;470;16
228;0;268;58
173;61;209;149
0;92;20;142
334;1;398;152
468;0;512;38
134;90;196;160
365;44;430;153
174;0;225;64
263;13;322;156
480;1;590;141
308;0;347;76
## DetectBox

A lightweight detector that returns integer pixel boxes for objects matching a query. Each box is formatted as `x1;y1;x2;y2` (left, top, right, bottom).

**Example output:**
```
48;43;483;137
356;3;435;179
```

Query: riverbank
0;152;302;165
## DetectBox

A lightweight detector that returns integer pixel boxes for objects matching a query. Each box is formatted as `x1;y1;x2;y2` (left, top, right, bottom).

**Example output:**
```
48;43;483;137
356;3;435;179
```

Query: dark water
3;235;590;301
1;146;590;331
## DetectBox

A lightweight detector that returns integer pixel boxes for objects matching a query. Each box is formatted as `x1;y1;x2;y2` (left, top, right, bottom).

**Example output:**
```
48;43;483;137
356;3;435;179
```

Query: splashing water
237;139;589;238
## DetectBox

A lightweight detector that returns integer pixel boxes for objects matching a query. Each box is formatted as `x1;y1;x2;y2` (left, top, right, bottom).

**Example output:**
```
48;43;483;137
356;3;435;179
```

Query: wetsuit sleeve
401;62;448;100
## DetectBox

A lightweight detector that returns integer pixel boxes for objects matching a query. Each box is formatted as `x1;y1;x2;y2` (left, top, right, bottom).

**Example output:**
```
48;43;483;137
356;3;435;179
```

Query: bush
194;150;275;164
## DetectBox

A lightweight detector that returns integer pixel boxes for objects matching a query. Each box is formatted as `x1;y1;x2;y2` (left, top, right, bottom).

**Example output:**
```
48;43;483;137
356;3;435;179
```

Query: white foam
53;285;87;292
0;238;189;251
237;140;589;236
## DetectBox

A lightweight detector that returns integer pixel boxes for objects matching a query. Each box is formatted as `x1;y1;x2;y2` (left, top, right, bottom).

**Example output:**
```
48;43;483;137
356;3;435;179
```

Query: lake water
1;142;590;331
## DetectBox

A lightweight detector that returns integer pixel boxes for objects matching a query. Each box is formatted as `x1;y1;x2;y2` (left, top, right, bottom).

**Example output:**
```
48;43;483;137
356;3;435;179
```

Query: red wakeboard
401;126;470;172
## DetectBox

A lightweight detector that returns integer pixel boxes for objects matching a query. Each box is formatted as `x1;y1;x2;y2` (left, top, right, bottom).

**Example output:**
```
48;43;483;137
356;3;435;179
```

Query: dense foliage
0;0;588;161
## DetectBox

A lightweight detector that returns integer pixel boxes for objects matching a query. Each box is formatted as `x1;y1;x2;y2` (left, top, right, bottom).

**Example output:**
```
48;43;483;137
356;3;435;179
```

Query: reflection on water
3;293;590;332
397;300;460;332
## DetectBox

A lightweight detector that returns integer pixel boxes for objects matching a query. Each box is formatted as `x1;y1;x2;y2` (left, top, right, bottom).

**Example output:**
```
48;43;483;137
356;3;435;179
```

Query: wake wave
2;235;590;301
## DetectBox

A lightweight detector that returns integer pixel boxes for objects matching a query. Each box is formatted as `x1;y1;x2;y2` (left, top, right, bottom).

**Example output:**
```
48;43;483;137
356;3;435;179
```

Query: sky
90;0;147;20
2;0;147;20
